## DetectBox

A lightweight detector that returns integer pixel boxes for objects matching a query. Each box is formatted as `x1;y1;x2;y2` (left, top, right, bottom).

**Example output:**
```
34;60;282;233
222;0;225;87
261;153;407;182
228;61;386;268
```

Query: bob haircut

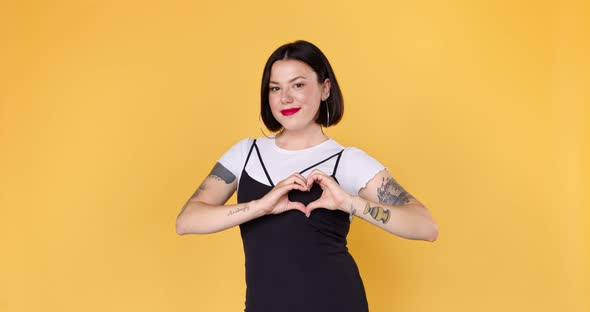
260;40;344;132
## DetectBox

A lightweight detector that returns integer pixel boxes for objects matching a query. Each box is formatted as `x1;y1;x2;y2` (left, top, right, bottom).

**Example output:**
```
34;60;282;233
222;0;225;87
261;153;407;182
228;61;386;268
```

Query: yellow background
1;0;588;311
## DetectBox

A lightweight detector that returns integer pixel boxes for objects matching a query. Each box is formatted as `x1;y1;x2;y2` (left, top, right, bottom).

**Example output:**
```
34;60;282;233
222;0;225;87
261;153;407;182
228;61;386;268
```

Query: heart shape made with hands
288;181;323;206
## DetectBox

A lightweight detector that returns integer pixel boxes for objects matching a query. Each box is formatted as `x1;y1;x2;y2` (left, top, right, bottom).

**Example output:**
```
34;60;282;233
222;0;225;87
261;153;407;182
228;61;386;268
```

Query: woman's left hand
305;169;353;217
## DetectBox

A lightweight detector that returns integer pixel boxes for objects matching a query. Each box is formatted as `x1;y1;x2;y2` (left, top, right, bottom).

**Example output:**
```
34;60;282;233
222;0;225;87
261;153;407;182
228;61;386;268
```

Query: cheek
268;93;280;107
304;90;322;107
294;89;316;103
308;86;324;99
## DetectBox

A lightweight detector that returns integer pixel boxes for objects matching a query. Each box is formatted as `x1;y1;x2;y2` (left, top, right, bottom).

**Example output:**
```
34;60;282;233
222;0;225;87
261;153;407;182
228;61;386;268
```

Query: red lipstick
281;108;301;116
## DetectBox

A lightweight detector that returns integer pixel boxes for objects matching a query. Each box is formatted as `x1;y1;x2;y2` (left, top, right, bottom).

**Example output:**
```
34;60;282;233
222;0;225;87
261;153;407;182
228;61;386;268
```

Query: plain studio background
0;0;588;311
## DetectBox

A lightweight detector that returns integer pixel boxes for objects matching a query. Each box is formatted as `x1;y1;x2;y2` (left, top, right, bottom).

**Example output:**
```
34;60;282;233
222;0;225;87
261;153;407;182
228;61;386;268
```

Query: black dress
237;139;369;312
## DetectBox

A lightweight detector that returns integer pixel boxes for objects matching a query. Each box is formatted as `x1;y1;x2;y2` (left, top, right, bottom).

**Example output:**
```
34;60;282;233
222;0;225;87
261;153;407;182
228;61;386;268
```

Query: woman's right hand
254;173;309;216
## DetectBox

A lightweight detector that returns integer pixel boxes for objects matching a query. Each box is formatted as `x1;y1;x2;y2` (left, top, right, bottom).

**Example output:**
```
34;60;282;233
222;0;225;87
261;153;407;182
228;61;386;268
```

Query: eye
270;86;280;92
294;83;305;88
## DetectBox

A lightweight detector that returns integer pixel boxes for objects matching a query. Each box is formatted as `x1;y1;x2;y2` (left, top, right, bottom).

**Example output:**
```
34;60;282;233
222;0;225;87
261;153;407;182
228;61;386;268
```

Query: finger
288;201;307;214
307;169;329;185
278;174;308;190
279;183;307;194
306;199;326;217
293;172;306;180
306;172;319;187
309;168;327;175
307;173;330;188
268;184;306;203
290;174;309;190
292;173;308;189
307;199;325;211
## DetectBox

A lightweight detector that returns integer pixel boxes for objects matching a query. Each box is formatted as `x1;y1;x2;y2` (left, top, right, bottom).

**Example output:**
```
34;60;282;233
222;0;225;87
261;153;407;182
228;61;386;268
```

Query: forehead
270;59;317;81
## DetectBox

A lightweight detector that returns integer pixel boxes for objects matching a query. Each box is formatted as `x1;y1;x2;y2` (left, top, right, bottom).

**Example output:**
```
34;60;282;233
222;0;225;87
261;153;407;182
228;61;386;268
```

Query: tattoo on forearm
377;177;414;205
363;202;391;224
209;162;236;184
227;205;249;216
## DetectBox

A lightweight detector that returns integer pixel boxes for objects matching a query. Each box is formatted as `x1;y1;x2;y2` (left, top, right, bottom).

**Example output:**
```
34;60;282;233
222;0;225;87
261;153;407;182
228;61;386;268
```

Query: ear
322;78;331;100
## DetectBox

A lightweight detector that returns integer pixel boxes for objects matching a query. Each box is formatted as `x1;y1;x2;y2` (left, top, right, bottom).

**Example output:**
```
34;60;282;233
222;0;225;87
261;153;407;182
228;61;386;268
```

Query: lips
280;108;301;116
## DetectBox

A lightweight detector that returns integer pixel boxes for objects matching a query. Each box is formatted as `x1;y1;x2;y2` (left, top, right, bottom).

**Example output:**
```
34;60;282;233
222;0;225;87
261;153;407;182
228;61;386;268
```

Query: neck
275;124;328;150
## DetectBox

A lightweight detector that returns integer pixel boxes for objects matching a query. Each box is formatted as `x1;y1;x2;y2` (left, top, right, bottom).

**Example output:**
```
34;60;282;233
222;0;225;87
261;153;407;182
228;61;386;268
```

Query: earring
325;100;330;128
258;114;272;139
320;98;330;136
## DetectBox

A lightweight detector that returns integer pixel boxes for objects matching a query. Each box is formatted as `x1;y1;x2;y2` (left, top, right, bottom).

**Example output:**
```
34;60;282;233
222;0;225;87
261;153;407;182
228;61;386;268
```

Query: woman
176;40;438;312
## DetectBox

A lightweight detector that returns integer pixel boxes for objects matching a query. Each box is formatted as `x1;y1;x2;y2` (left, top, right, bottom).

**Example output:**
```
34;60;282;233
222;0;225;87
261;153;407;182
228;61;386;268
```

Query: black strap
241;139;257;173
299;150;344;176
254;142;275;187
331;150;343;176
243;139;343;185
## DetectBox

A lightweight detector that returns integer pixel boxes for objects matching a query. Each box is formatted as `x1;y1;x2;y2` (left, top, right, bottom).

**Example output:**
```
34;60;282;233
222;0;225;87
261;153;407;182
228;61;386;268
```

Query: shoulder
335;145;386;196
341;146;380;164
330;141;384;172
218;137;255;171
235;137;255;147
222;137;255;153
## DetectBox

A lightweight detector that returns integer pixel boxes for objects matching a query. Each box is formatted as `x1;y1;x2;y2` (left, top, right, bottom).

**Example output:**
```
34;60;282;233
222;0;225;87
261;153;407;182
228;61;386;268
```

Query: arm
354;169;438;241
306;168;439;242
176;162;308;235
176;162;257;234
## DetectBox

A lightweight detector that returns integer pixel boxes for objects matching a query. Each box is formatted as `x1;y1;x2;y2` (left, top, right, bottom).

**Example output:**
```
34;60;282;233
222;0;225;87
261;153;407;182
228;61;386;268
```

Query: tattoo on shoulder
208;162;236;184
377;177;414;205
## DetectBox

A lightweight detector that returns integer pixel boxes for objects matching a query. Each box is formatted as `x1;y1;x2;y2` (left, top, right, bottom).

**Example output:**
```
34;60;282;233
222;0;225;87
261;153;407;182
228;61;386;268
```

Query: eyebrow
269;76;307;84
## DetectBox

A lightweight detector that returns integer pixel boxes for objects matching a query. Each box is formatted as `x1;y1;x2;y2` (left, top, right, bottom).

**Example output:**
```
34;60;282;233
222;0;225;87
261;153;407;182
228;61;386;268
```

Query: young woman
176;40;438;312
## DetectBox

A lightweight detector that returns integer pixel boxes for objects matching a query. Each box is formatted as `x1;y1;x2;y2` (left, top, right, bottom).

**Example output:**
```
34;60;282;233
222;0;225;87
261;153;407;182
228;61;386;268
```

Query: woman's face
268;59;330;132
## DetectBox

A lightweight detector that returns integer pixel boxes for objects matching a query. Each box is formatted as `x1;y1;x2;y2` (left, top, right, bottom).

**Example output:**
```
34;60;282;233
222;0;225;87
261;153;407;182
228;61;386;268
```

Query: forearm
347;196;439;242
176;200;264;235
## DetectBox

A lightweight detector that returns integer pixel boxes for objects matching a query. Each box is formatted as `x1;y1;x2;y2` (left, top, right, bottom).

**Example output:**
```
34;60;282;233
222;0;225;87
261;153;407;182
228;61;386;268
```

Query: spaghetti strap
331;150;343;176
299;150;344;175
241;139;257;173
254;142;275;187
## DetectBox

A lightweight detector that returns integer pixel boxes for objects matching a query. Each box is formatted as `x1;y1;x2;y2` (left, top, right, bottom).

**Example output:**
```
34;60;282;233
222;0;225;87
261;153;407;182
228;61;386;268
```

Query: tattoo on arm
377;177;414;205
363;201;391;224
179;163;236;216
189;162;234;199
227;205;249;216
209;162;236;184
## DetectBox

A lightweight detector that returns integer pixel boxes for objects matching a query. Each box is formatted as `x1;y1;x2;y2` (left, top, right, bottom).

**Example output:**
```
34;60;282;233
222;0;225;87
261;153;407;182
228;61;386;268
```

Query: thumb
289;201;307;215
306;199;324;217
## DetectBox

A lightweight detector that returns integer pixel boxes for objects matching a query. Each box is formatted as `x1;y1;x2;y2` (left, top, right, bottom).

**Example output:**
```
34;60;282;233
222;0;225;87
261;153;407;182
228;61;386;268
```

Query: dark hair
260;40;344;132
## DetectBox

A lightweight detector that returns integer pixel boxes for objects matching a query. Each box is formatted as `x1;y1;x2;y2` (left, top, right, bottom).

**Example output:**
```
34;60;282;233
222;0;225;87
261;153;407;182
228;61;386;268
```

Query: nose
280;88;293;104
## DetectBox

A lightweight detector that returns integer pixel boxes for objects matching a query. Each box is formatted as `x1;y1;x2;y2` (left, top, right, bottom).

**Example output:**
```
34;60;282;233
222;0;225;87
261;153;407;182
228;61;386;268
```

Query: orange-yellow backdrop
1;0;588;311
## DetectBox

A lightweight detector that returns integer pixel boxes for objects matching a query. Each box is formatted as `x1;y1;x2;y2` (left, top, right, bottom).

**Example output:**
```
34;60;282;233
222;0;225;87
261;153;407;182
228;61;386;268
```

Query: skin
268;59;331;147
176;59;438;242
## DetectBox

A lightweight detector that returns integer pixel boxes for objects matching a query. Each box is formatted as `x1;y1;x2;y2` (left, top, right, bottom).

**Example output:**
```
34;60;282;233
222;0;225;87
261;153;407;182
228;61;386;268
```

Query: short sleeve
338;147;386;196
217;137;253;183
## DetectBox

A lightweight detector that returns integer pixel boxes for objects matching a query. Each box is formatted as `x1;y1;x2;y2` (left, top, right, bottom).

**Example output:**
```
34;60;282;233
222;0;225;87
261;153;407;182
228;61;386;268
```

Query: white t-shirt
218;137;386;196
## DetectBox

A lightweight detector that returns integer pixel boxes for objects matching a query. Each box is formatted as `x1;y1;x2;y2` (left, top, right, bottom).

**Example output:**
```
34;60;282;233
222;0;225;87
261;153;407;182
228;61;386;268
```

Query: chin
282;122;318;132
